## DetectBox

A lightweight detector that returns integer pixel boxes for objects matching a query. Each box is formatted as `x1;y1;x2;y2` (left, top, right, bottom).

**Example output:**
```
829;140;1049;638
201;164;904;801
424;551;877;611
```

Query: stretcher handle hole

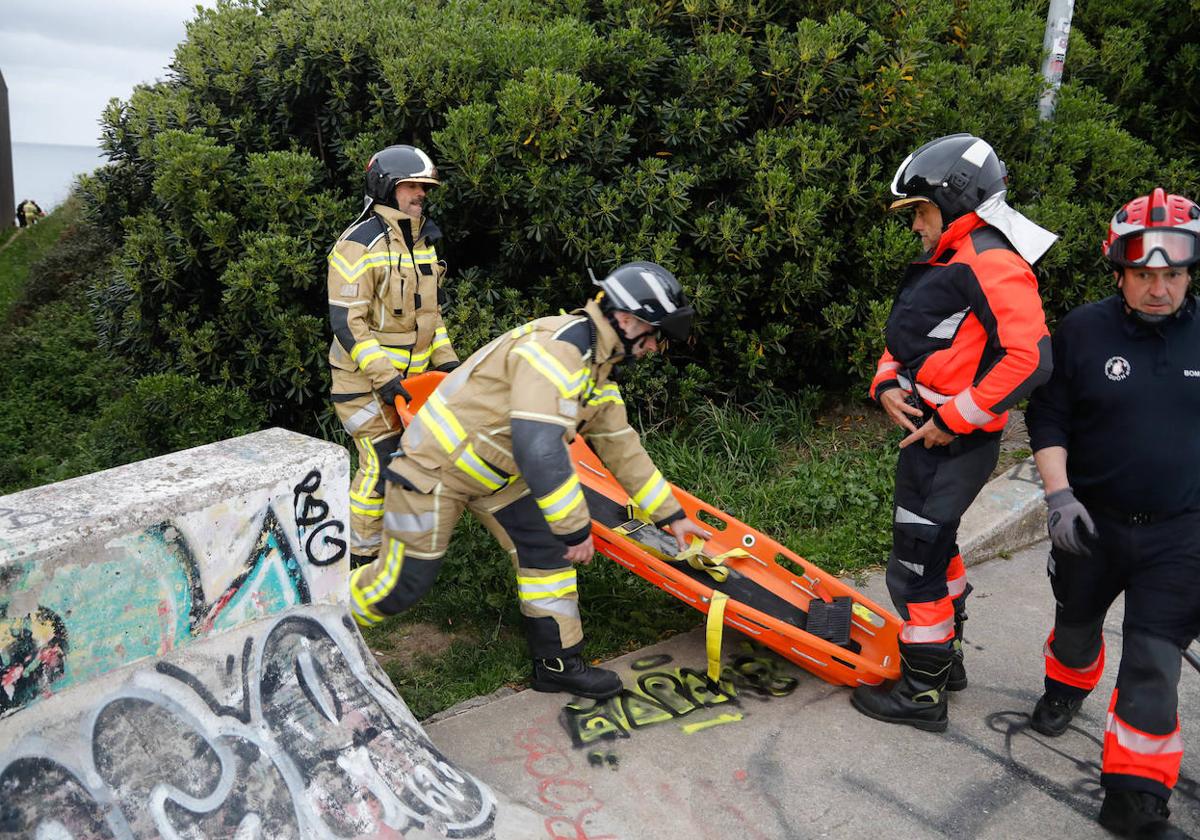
696;509;729;531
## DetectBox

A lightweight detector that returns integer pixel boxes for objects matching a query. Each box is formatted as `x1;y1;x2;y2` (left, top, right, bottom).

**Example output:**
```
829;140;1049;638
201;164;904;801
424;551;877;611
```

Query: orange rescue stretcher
396;372;902;688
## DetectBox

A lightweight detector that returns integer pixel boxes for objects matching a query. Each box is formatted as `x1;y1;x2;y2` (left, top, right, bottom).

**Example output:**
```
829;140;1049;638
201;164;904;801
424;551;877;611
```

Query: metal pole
1185;644;1200;676
1038;0;1075;121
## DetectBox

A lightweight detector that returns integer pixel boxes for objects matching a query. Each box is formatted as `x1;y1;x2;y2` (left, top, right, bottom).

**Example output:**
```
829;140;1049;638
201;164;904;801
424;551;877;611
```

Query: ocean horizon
11;141;107;215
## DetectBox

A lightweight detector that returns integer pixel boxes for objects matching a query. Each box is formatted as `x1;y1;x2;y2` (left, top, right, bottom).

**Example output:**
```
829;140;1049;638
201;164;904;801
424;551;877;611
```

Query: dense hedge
78;0;1200;433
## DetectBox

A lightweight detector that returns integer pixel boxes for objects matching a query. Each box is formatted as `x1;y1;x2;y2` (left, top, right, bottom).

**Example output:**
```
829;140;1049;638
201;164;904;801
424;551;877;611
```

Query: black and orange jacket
870;212;1053;435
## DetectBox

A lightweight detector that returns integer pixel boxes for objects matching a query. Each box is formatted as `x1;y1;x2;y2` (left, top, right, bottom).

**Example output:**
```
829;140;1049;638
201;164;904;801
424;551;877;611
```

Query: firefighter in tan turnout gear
327;145;459;568
351;262;709;699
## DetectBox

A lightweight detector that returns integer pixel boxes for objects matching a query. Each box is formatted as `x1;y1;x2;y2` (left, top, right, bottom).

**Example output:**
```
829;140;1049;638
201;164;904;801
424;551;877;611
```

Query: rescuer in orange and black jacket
851;134;1056;733
350;262;709;700
327;145;459;568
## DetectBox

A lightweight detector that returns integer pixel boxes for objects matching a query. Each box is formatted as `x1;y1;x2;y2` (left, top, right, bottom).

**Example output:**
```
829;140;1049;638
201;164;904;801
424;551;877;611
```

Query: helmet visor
1109;229;1200;268
657;306;694;343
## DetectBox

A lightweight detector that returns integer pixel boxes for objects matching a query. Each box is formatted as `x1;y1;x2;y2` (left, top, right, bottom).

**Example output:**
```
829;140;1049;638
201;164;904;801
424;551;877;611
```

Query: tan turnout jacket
327;204;457;389
393;300;683;541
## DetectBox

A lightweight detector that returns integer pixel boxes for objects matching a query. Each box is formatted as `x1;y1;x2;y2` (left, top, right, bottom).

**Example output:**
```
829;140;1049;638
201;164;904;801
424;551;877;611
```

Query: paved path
427;538;1200;839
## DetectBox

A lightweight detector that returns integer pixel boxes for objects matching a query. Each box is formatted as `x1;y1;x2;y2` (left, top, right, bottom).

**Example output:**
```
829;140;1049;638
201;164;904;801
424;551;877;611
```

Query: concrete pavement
425;461;1200;839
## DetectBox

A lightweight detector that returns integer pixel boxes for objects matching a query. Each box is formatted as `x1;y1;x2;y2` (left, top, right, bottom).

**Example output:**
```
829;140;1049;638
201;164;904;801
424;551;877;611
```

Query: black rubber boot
1098;789;1188;839
531;655;622;700
947;612;967;692
1030;691;1084;737
850;644;951;733
350;553;375;570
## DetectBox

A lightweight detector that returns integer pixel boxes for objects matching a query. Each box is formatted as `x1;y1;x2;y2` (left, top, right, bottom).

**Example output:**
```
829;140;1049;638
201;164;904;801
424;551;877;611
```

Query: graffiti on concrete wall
560;648;799;749
0;470;345;718
0;613;496;839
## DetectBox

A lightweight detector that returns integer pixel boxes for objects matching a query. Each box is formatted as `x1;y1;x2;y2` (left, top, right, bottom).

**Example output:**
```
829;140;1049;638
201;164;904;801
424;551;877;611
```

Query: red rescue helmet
1104;188;1200;269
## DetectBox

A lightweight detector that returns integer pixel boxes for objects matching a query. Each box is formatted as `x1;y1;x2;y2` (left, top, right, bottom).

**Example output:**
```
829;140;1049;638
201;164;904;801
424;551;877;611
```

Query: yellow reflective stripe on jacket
351;338;388;371
380;341;439;373
536;474;585;522
633;470;671;516
329;249;392;283
513;342;588;398
420;392;467;454
509;323;535;339
516;569;578;600
587;382;623;406
455;443;509;491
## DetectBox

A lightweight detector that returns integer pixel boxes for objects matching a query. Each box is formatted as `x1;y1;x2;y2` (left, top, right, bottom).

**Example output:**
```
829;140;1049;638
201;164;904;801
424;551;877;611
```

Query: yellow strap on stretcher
706;591;729;685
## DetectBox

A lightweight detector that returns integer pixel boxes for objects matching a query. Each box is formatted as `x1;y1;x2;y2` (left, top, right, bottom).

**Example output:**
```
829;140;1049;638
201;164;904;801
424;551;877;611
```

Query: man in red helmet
1025;188;1200;839
326;145;460;569
852;133;1055;732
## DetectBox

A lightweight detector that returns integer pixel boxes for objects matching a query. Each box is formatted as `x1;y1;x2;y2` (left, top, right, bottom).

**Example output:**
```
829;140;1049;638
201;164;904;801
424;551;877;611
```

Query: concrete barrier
0;429;541;838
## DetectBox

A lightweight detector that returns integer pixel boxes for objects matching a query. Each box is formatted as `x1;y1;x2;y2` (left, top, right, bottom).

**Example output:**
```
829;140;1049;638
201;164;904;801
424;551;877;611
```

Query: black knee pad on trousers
1051;620;1105;669
1114;631;1182;733
374;556;442;617
492;493;572;569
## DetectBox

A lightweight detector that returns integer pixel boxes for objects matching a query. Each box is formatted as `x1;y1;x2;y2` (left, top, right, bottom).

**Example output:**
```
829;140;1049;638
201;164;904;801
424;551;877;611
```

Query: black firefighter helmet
364;145;440;204
889;133;1008;222
594;261;694;342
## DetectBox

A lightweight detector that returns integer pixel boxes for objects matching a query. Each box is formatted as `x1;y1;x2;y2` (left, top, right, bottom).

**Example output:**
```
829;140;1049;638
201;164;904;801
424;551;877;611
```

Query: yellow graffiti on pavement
680;712;744;734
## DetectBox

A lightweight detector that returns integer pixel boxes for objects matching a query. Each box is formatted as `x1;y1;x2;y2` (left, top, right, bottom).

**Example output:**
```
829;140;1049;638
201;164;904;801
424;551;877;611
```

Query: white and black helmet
595;261;695;342
890;133;1008;221
365;144;440;203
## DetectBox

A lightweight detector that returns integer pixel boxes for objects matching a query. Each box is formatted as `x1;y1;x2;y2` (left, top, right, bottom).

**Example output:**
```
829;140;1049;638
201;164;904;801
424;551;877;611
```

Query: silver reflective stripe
900;617;955;643
384;510;437;534
916;383;953;405
640;270;676;312
1044;640;1101;675
1106;712;1185;756
961;138;994;167
344;401;381;435
895;506;937;526
953;390;995;425
604;276;640;309
928;307;969;339
947;575;966;598
525;596;580;619
897;558;925;576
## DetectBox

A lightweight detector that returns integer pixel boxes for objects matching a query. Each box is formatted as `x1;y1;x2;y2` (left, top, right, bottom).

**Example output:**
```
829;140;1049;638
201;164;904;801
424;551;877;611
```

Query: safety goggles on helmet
1107;229;1200;268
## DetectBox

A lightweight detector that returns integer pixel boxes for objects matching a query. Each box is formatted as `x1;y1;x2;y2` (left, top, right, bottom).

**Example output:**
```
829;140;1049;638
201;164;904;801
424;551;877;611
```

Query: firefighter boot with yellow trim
531;654;622;700
947;611;968;692
850;643;952;733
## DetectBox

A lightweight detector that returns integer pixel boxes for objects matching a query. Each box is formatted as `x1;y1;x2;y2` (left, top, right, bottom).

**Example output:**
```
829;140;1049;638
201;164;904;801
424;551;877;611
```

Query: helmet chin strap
1128;308;1171;326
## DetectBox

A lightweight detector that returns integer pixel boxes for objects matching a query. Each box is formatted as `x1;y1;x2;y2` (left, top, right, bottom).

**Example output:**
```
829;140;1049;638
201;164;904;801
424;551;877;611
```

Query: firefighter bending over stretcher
351;262;709;699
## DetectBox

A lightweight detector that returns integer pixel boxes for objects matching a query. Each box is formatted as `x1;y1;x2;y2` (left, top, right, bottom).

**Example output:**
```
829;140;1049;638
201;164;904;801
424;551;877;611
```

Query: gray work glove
1045;488;1098;556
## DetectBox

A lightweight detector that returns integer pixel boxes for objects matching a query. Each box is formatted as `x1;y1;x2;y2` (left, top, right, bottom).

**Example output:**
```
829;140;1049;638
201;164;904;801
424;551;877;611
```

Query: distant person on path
1025;187;1200;840
16;199;44;227
852;133;1056;732
350;264;709;699
326;145;459;569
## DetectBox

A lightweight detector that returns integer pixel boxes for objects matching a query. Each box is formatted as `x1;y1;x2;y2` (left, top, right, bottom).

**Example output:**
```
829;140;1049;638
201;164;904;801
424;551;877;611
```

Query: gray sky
1;0;219;147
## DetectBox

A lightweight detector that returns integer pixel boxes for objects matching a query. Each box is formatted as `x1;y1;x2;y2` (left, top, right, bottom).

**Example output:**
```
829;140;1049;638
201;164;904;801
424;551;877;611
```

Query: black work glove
378;375;412;406
435;360;461;373
1045;488;1098;556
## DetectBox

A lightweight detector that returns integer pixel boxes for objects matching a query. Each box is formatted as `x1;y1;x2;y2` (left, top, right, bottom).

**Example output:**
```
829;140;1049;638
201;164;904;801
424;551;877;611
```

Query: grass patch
367;393;900;719
0;206;72;318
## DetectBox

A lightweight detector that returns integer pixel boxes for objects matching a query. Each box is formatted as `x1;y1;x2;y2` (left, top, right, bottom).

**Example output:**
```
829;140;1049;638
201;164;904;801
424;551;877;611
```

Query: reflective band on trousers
900;616;955;644
384;510;437;534
349;539;405;626
344;401;381;435
1106;712;1185;756
895;505;937;526
516;570;580;618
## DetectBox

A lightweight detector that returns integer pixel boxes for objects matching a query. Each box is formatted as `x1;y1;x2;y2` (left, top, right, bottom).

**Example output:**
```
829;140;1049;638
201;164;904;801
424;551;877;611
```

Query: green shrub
76;0;1199;434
